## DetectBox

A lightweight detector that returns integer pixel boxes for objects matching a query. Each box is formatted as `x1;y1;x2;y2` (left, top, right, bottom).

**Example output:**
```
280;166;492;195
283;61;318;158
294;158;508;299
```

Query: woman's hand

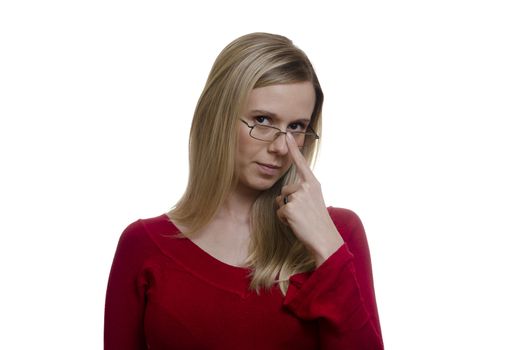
275;132;344;267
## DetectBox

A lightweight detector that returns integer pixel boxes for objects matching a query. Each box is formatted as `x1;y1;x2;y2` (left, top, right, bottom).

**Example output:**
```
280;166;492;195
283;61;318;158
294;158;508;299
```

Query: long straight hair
167;32;323;294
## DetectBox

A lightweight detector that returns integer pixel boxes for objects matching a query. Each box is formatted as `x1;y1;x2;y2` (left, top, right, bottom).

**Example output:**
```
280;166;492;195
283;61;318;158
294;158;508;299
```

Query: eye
254;116;271;125
288;122;308;132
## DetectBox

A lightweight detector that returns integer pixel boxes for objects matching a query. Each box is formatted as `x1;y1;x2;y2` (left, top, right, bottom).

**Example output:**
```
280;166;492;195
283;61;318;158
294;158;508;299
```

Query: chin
249;180;277;192
239;176;279;193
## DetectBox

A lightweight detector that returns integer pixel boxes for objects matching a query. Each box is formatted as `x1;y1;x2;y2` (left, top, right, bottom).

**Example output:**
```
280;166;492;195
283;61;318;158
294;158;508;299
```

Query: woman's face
235;81;316;195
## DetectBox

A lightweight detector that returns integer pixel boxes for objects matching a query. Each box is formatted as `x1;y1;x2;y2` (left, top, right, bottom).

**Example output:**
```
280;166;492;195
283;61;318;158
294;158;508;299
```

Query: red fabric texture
104;207;383;349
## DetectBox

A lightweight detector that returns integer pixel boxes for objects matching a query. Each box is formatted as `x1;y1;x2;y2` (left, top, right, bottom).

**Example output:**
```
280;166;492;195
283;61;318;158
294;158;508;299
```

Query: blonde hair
167;32;323;294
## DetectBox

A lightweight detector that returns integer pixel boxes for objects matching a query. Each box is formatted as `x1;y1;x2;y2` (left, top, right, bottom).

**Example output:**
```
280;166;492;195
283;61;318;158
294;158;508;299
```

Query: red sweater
104;207;383;349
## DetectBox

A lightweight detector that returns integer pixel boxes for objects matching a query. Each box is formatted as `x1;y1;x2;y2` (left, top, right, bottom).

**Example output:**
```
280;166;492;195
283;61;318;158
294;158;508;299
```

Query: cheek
237;126;252;149
236;126;256;163
283;158;294;174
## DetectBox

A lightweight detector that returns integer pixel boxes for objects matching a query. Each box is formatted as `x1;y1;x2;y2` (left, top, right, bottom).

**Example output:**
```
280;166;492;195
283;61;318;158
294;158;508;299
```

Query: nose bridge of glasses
250;124;308;147
272;129;287;141
273;130;307;148
252;124;286;140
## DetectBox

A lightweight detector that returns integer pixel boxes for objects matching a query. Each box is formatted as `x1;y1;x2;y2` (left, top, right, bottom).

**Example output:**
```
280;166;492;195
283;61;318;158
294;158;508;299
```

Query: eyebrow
249;109;311;124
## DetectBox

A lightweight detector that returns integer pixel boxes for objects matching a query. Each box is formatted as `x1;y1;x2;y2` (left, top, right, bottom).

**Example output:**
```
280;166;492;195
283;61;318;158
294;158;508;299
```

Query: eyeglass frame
239;119;320;147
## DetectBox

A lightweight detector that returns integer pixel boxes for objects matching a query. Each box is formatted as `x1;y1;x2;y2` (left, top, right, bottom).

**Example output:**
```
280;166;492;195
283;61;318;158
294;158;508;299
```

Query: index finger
286;132;316;181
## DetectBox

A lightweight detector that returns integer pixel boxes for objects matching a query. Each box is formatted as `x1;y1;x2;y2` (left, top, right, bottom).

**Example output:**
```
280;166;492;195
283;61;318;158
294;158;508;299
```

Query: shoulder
327;206;369;253
327;207;364;234
115;214;174;259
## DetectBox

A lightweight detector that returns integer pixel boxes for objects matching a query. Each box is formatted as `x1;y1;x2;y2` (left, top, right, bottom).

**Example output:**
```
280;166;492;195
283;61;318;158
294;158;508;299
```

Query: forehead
244;82;316;121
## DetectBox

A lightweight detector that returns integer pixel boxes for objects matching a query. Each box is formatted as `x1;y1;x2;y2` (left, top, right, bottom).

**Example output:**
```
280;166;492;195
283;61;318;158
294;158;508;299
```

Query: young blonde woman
104;32;384;349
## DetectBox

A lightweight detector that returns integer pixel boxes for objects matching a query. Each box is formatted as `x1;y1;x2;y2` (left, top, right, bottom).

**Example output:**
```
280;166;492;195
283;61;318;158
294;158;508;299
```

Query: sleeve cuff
284;244;358;320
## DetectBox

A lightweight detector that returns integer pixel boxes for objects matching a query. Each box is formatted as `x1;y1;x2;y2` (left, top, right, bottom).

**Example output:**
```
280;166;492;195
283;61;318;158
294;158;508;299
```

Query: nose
267;132;288;155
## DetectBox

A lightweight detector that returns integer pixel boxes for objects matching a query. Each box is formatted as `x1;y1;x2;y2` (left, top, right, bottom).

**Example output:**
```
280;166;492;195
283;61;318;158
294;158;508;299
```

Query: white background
1;1;527;349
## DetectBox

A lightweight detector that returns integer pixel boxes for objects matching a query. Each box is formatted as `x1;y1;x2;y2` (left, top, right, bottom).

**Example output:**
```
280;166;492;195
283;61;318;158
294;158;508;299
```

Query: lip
258;162;281;169
256;162;282;176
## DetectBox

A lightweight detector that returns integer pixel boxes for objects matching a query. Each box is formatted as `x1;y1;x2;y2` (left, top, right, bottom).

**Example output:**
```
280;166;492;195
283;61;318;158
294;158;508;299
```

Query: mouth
257;162;281;169
256;162;282;176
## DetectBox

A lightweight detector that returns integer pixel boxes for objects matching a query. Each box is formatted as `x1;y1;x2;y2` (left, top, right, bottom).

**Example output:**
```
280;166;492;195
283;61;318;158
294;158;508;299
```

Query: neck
215;184;260;224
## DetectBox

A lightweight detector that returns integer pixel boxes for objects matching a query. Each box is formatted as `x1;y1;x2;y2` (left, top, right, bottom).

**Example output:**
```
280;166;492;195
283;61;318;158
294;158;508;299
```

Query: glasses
239;119;319;147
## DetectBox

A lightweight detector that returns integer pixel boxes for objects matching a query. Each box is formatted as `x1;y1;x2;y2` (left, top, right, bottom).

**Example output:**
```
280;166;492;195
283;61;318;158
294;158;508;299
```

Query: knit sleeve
104;220;157;350
283;208;384;349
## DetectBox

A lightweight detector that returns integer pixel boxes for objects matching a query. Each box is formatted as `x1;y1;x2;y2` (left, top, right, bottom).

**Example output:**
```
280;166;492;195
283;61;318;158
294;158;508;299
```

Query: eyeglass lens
251;125;313;147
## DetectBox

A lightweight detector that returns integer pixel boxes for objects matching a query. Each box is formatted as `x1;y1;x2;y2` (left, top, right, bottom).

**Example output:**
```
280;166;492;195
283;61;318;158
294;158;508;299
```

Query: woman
104;32;383;349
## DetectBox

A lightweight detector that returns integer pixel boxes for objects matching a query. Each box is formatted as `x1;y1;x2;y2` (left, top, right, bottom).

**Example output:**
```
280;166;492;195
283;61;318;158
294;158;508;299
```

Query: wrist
312;233;344;268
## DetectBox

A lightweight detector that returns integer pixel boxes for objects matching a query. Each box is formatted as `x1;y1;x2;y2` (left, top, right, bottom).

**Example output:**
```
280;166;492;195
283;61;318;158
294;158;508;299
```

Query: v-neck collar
140;213;253;298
